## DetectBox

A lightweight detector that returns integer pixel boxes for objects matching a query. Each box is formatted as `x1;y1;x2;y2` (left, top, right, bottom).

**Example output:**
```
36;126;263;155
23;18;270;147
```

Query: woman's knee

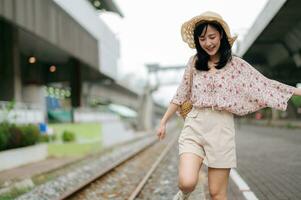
177;153;203;193
208;167;230;200
178;178;197;193
209;187;227;200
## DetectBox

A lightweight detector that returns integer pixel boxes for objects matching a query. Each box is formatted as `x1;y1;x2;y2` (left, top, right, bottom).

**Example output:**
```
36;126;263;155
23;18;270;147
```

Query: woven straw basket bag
179;56;195;119
180;100;193;119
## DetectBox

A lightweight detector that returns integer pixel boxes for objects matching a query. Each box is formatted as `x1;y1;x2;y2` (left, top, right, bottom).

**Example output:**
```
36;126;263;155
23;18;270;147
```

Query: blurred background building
0;0;157;128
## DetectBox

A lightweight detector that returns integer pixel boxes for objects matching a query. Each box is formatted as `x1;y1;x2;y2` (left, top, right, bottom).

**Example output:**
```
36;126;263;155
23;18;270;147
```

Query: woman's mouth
206;46;215;52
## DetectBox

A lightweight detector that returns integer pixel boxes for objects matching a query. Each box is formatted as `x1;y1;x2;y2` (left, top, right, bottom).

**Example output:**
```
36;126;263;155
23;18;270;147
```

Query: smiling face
198;24;222;57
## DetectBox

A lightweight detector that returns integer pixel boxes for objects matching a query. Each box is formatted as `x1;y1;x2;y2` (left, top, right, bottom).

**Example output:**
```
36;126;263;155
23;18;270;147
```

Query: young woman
156;11;301;200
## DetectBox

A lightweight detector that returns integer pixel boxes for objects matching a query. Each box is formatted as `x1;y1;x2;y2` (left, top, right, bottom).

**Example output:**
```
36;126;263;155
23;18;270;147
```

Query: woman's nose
205;40;212;48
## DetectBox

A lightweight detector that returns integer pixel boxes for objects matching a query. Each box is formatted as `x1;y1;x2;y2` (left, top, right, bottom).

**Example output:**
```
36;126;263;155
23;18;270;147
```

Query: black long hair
193;21;232;71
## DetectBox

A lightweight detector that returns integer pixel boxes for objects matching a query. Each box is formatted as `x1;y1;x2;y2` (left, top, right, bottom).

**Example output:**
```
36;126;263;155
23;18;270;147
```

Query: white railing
0;101;44;124
74;107;119;123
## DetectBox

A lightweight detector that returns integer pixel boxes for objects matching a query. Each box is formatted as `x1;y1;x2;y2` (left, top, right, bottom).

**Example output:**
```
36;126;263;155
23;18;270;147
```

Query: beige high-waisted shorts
178;106;237;168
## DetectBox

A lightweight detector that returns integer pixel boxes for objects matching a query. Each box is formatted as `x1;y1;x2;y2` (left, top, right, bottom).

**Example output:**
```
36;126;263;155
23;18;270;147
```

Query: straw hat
181;11;237;49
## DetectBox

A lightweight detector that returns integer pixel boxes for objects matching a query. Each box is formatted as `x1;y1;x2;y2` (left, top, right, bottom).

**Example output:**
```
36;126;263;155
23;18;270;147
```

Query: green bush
62;130;76;142
50;134;57;141
0;123;41;151
39;134;57;143
20;124;40;146
39;134;50;143
291;96;301;107
0;122;10;150
7;125;23;149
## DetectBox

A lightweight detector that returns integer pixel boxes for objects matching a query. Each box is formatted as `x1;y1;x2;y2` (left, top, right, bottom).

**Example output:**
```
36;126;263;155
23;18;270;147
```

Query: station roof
237;0;301;86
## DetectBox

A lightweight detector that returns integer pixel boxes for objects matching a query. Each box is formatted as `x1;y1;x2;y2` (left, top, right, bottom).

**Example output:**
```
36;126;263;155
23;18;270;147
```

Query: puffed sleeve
170;55;195;106
237;57;295;114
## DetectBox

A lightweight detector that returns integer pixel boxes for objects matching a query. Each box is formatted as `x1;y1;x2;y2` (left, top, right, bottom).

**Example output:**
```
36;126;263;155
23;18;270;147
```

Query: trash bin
39;123;48;134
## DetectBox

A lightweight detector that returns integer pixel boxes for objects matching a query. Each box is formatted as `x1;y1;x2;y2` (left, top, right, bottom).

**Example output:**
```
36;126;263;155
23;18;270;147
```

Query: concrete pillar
0;21;22;101
69;58;82;108
137;84;154;131
22;85;47;122
144;89;154;131
69;58;82;123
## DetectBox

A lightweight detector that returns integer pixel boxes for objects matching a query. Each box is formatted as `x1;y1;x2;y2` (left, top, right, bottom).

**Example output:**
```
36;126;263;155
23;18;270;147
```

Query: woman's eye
209;37;215;40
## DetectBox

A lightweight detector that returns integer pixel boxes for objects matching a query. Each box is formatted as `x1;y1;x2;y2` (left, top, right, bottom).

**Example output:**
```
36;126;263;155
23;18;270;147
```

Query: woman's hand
294;88;301;96
156;122;166;141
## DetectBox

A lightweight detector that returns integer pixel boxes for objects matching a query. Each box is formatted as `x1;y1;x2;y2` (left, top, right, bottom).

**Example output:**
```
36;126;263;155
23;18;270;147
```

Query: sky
100;0;269;105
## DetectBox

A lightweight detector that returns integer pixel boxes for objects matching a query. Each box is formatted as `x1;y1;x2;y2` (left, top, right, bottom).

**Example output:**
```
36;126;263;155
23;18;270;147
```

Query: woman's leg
178;152;204;193
208;167;231;200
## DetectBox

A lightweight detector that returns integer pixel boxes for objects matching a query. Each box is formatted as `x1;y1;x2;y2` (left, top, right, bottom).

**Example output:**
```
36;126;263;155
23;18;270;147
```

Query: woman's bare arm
160;103;179;125
294;87;301;96
156;103;179;140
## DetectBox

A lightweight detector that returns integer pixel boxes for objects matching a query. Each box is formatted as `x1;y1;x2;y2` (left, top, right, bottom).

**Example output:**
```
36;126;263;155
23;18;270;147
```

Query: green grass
48;142;103;157
0;187;31;200
49;122;102;142
47;122;103;157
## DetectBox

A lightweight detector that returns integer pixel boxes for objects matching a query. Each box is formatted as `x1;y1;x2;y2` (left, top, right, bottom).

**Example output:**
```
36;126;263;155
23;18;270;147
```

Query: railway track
66;133;178;200
16;123;180;200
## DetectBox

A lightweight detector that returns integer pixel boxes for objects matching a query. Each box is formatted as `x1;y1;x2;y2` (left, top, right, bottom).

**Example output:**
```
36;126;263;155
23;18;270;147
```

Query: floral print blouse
170;55;295;116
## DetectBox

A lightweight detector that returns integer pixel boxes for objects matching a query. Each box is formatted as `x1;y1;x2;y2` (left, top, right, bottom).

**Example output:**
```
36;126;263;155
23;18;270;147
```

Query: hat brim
181;14;237;49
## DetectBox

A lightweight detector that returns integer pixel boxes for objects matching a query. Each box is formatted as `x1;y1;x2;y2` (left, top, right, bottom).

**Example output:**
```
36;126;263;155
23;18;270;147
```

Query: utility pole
136;63;185;131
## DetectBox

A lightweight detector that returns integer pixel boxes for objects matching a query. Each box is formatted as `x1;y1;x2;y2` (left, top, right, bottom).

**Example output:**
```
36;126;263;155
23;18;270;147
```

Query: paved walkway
235;124;301;199
0;157;79;184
